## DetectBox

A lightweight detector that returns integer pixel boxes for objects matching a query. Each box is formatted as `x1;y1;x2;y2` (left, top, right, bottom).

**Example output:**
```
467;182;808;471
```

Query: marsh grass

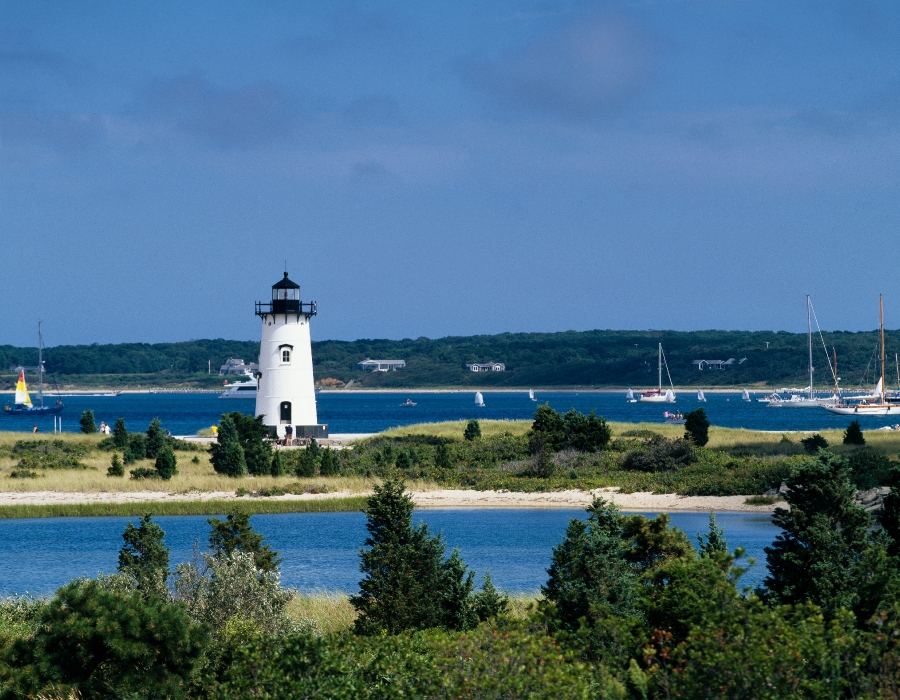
382;420;532;439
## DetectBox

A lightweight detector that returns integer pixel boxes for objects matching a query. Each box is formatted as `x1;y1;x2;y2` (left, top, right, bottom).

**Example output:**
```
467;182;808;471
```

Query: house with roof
691;358;736;370
465;362;506;372
357;359;406;372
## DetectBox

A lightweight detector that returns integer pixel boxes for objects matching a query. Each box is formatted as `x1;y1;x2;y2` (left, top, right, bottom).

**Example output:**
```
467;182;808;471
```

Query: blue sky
2;1;899;346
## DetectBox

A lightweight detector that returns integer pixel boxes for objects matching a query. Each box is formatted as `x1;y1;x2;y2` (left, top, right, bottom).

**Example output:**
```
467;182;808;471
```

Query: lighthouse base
266;424;329;440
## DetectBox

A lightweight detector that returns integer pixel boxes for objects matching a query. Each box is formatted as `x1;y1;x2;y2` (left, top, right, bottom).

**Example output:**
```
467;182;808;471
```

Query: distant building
357;359;406;372
691;358;736;370
219;358;259;376
466;362;506;372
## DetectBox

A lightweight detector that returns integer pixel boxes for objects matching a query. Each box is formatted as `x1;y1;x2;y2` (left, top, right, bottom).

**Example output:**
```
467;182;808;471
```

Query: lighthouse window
282;349;291;363
280;402;292;423
273;288;300;301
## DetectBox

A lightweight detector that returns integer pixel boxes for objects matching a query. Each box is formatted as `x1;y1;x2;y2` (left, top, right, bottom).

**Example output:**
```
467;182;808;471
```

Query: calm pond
0;509;780;597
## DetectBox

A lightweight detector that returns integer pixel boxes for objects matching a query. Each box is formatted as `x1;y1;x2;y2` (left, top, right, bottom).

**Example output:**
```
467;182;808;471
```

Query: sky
2;0;900;347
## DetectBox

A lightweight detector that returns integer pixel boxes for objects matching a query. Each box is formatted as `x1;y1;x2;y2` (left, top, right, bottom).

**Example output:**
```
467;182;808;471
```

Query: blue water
2;391;896;435
0;510;778;597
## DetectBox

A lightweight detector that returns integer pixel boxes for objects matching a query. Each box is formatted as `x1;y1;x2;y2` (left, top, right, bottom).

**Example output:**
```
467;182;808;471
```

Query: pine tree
226;412;272;475
295;446;318;477
107;452;124;477
210;414;247;477
395;450;411;471
270;449;285;477
155;445;177;480
319;447;338;476
79;410;96;434
117;514;170;599
145;418;165;459
124;433;146;464
471;572;510;622
564;409;611;452
464;419;482;441
844;419;866;445
696;511;728;556
208;511;282;573
764;450;871;616
112;417;128;448
684;408;710;447
529;405;566;452
435;442;452;471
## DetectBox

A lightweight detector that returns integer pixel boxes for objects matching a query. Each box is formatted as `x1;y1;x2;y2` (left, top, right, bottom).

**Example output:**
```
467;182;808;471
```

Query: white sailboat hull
640;394;674;403
823;404;900;415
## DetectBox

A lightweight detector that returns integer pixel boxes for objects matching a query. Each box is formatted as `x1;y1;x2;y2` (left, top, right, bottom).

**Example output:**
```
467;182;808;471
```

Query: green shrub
210;414;247;477
155;445;178;480
79;410;96;434
622;436;696;472
844;419;866;445
464;419;482;441
124;433;146;464
684;407;710;446
112;417;128;448
9;469;39;479
130;467;160;480
800;433;829;454
107;452;124;477
145;417;165;459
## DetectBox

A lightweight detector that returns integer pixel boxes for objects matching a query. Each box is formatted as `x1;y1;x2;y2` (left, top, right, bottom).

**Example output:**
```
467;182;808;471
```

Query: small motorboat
400;398;417;407
663;411;685;425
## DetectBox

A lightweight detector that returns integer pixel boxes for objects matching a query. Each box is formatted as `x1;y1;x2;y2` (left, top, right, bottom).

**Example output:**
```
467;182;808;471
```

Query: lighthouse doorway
280;401;292;423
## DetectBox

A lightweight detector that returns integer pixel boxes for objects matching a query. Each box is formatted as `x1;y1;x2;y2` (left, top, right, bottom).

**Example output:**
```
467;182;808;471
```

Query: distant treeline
0;329;897;388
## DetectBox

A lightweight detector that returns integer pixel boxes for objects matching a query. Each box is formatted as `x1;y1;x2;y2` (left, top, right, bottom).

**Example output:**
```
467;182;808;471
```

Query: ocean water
0;509;779;597
1;390;895;435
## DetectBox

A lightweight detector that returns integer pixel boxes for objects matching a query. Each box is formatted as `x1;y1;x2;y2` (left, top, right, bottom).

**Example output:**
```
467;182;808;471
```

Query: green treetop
208;510;282;573
117;514;170;599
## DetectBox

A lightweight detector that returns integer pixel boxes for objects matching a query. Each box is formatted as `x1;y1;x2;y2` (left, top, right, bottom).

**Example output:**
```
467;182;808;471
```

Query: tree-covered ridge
0;328;898;387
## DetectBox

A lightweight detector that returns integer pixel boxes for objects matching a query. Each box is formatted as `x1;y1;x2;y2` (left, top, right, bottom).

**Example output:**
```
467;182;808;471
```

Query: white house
465;362;506;372
357;359;406;372
219;358;259;376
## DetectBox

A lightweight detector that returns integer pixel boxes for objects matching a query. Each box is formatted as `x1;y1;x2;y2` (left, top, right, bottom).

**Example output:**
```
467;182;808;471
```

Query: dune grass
285;591;540;634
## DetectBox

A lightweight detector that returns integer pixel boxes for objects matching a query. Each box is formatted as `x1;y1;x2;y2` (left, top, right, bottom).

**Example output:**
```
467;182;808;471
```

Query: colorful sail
14;370;32;407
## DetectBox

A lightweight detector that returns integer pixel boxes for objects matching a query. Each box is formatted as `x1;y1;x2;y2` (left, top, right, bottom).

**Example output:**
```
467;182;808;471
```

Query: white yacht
640;343;676;402
218;378;258;399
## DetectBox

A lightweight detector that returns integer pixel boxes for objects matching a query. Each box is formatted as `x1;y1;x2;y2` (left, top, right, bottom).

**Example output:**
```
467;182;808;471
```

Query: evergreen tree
395;450;411;471
295;446;318;477
351;476;470;634
144;417;165;460
270;449;285;477
124;433;147;464
225;411;272;476
621;511;695;572
435;442;452;471
763;450;871;616
79;410;96;434
319;447;338;476
684;407;710;446
208;510;282;573
471;572;510;622
879;465;900;557
112;417;128;448
844;419;866;445
107;452;124;477
155;445;178;480
696;511;728;556
564;409;611;452
210;414;247;477
800;433;829;454
117;514;170;599
529;405;566;452
464;419;482;441
308;438;321;459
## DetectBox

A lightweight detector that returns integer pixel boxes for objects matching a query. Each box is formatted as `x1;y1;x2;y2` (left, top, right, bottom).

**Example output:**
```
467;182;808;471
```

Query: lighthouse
254;272;327;440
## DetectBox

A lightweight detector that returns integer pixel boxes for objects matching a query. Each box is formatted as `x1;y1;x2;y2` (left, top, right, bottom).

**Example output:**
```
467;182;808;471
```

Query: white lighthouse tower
254;272;327;440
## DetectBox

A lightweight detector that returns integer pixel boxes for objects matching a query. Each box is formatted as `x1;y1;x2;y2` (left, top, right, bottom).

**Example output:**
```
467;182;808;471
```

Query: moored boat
218;378;258;399
2;324;64;416
640;344;676;402
475;391;485;407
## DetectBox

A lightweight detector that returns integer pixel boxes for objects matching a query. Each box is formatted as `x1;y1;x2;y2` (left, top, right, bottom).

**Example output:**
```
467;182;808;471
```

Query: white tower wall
255;316;317;435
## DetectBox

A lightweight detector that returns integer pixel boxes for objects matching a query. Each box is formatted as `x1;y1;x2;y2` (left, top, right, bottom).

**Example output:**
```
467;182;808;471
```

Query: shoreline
0;487;778;517
10;387;778;396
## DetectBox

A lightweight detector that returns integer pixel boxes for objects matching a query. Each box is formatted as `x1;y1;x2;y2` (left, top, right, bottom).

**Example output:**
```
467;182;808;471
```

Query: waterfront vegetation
2;454;900;699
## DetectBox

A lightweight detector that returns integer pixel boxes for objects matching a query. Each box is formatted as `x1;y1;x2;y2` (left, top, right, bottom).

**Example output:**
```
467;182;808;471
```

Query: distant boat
697;390;706;402
529;389;537;401
742;389;751;402
663;410;685;424
218;378;258;399
3;323;64;417
475;391;485;407
640;344;676;402
400;398;417;407
626;388;637;403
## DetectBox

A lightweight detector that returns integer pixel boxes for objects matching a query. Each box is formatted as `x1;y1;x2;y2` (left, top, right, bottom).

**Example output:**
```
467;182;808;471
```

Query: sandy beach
0;487;777;513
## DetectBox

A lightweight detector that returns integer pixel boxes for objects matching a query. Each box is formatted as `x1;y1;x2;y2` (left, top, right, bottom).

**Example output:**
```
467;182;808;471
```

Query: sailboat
529;389;537;401
697;390;706;402
475;391;485;407
824;295;900;415
640;343;676;402
768;295;834;408
741;389;750;402
626;388;637;403
3;323;64;416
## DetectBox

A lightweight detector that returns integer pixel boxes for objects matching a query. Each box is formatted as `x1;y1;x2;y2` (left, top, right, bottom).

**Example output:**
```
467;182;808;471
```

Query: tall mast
38;321;44;408
880;294;886;404
658;343;662;391
807;295;813;399
833;348;838;398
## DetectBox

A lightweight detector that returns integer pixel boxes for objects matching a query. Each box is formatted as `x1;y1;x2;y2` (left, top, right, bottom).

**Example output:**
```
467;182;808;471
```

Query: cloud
137;73;301;147
462;10;656;117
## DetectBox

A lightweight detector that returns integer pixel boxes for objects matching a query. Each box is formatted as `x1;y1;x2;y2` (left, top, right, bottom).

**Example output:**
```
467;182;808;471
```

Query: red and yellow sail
14;370;32;407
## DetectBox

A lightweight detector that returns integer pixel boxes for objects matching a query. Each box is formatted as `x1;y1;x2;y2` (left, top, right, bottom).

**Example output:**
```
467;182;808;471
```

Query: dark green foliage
145;417;165;459
191;454;200;464
124;432;146;464
270;449;285;477
542;498;639;632
294;446;318;477
79;410;96;434
844;419;866;445
880;466;900;557
764;450;872;616
435;441;452;470
395;450;411;470
215;412;272;476
684;407;710;446
8;440;89;471
800;433;829;454
107;452;124;477
471;572;510;622
464;419;482;441
846;447;894;490
307;438;320;459
130;467;160;480
210;414;247;477
319;447;338;476
117;514;170;598
529;404;567;452
351;476;479;634
208;510;282;573
0;580;207;700
112;417;128;448
622;435;696;472
621;511;695;572
696;511;728;556
563;409;611;451
154;445;177;480
530;444;556;478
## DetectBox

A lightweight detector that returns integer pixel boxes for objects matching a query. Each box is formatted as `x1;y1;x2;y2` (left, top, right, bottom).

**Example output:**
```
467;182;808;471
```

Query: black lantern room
256;272;317;318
